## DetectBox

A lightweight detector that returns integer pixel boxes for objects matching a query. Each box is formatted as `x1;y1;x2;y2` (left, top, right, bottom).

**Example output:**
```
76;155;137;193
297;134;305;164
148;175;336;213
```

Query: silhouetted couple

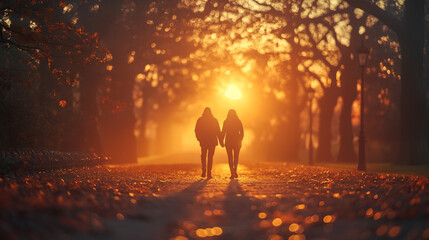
195;107;244;179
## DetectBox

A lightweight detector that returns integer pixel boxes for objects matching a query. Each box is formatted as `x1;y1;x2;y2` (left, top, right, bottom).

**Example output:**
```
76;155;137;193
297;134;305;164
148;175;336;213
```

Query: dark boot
207;172;212;179
201;170;206;178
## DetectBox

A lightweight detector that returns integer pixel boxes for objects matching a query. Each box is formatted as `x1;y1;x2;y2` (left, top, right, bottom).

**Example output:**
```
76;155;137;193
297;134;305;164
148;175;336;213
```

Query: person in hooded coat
220;109;244;179
195;107;223;179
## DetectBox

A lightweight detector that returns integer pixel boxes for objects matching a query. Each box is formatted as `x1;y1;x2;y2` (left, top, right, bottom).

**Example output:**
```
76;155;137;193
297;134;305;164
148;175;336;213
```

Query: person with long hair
195;107;223;179
220;109;244;179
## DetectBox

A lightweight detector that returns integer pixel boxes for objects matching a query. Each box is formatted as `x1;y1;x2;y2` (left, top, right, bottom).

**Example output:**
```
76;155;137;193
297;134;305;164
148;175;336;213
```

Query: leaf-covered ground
0;162;428;240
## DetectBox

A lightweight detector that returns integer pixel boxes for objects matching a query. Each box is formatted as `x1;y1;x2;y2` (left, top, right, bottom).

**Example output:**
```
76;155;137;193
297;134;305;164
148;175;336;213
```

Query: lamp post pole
308;88;314;166
357;40;369;171
358;65;366;171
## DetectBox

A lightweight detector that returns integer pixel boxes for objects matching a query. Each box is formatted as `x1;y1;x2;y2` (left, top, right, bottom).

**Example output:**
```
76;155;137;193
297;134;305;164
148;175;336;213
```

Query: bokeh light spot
388;226;401;237
272;218;282;227
289;223;299;232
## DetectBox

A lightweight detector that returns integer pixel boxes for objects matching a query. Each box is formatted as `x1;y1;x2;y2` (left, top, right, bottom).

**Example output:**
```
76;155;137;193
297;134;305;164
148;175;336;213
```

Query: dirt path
94;164;429;240
100;164;254;240
1;162;428;240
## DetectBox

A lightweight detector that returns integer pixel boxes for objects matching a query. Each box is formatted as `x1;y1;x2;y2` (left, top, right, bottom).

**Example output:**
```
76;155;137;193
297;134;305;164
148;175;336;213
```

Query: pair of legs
226;146;240;178
201;145;215;178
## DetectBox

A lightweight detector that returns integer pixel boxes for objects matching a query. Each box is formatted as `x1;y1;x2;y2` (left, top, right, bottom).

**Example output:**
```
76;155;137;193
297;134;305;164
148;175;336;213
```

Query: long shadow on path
102;179;209;240
221;179;260;240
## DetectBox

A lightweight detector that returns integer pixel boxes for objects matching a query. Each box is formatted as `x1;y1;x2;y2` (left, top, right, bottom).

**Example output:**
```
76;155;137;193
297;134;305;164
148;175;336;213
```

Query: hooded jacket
195;108;221;147
221;110;244;148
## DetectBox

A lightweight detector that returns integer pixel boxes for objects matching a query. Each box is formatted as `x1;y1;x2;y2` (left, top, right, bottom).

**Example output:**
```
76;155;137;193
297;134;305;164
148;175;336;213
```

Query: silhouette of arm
219;120;225;147
239;120;244;140
195;119;201;141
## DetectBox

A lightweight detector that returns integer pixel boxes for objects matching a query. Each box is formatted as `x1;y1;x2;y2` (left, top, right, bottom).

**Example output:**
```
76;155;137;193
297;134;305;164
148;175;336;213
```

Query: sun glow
224;84;242;100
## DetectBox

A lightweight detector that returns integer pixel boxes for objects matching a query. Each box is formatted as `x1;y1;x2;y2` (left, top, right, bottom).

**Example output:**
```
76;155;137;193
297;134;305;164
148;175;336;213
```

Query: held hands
219;141;225;148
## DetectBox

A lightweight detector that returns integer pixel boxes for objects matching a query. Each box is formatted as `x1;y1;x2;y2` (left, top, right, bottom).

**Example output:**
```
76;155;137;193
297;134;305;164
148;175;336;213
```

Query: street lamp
308;87;315;166
357;40;369;171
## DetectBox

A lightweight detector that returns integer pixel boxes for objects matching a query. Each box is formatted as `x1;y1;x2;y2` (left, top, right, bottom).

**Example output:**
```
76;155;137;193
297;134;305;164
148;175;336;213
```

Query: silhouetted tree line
0;0;428;165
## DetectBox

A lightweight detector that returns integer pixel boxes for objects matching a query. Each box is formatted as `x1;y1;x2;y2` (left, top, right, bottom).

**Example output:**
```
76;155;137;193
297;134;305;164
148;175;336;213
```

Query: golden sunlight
224;84;242;100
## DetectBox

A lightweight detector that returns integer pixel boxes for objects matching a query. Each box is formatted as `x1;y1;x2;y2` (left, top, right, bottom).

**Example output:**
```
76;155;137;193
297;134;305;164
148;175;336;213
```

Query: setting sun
225;84;242;100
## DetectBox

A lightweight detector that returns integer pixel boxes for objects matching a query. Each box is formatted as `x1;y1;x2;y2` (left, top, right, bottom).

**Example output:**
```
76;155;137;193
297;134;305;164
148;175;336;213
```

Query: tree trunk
79;67;103;154
336;12;363;163
338;62;358;163
316;87;339;162
338;96;357;162
38;59;55;112
38;59;57;148
101;109;136;163
284;76;302;161
137;92;150;157
398;0;428;164
100;53;137;164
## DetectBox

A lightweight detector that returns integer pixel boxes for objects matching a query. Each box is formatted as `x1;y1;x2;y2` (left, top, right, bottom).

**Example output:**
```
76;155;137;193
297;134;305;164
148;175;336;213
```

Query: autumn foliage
0;0;428;164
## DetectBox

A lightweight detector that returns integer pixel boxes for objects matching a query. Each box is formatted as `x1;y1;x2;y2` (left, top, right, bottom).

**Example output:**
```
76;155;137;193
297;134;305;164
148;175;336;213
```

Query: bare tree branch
344;0;404;36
